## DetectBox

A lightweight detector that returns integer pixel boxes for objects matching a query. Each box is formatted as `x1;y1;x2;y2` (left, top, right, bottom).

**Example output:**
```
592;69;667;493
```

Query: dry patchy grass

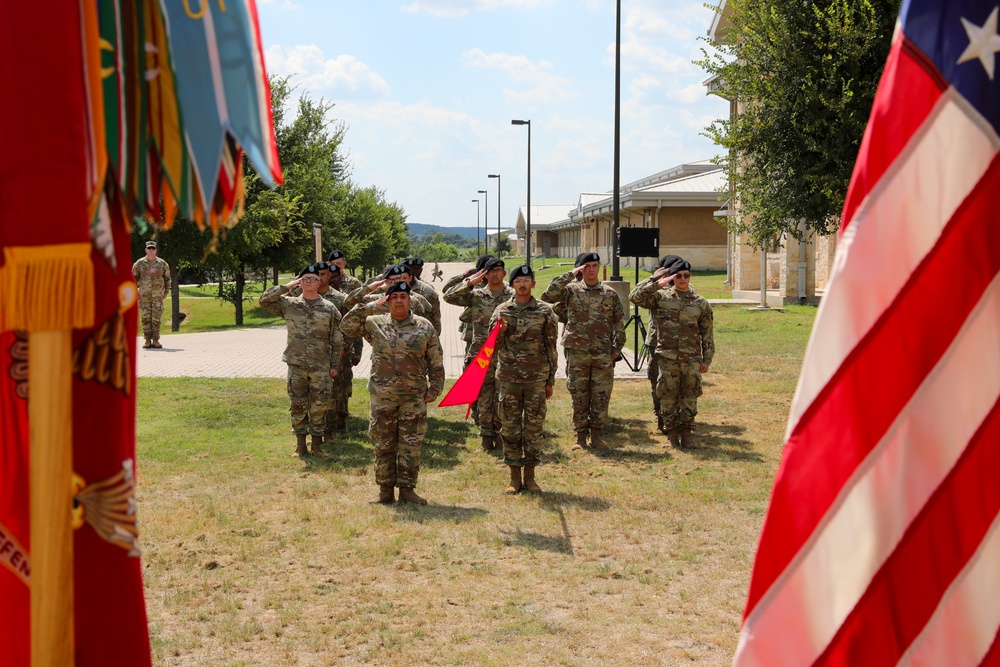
137;305;815;666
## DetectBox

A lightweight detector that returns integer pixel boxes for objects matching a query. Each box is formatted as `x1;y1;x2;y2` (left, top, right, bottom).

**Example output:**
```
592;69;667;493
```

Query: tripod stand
621;259;648;372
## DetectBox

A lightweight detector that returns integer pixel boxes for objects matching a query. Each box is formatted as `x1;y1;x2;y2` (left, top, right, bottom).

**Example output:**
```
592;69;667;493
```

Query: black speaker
617;227;659;258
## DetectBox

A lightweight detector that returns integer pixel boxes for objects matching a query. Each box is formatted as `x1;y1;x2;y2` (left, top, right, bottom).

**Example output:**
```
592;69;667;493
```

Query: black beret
403;257;424;267
328;250;346;261
509;265;534;284
484;257;505;271
315;261;330;271
575;252;600;267
475;254;495;270
386;281;411;296
328;263;341;274
659;254;682;269
666;259;692;276
381;265;403;279
298;265;320;278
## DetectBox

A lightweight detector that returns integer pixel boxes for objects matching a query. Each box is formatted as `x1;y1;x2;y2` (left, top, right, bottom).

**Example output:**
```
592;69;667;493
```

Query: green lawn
137;302;815;665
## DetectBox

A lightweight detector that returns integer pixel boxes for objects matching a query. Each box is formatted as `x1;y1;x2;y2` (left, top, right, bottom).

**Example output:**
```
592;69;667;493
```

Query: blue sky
257;0;728;229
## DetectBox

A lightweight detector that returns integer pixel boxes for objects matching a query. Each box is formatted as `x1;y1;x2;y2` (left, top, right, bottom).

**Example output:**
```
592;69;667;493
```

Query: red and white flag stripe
734;12;1000;666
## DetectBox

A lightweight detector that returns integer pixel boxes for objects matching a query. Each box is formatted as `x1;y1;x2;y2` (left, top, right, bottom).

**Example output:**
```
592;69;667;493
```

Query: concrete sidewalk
138;261;650;381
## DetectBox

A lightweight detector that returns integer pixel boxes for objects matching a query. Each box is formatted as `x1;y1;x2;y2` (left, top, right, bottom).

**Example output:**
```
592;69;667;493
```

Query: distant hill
407;223;482;241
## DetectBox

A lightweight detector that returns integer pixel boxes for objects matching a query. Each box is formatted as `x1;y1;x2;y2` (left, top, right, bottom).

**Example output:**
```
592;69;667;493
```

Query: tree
495;234;512;257
336;185;410;278
698;0;899;246
411;241;459;262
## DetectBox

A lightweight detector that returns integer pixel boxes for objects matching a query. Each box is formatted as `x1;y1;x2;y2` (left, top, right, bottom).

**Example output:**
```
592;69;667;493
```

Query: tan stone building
514;161;729;271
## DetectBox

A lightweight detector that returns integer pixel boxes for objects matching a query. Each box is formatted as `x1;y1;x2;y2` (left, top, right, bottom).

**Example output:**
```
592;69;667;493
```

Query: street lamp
477;189;488;259
611;0;622;280
472;199;480;257
488;174;500;258
511;120;531;266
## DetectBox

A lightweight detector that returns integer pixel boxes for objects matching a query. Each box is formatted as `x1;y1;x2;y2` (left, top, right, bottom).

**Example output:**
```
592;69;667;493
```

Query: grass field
137;303;815;666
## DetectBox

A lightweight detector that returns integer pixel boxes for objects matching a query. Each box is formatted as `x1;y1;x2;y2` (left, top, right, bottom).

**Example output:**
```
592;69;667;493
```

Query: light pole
488;174;500;258
511;120;531;265
611;0;622;280
472;199;480;257
477;189;488;259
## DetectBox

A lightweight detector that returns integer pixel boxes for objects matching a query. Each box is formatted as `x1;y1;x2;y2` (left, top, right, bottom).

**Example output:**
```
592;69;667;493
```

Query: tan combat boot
522;465;542;493
680;427;696;449
666;428;681;449
151;338;162;349
371;484;395;504
590;427;606;450
310;435;329;459
142;337;152;349
505;466;522;495
293;434;308;457
398;486;428;505
571;430;587;451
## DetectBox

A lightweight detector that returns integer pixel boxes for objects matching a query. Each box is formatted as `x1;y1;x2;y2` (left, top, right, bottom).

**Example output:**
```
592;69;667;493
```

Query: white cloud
401;0;552;18
666;82;706;104
625;10;695;42
463;48;577;105
265;45;390;97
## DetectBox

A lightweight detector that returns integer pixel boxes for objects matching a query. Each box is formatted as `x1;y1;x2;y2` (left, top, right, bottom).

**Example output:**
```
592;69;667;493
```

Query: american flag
733;0;1000;665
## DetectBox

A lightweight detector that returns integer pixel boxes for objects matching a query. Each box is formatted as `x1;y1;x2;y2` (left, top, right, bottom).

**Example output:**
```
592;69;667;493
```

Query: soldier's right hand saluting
467;269;488;286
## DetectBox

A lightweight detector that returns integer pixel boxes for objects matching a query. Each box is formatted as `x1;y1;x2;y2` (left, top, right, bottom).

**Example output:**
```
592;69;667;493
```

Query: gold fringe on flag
1;243;95;332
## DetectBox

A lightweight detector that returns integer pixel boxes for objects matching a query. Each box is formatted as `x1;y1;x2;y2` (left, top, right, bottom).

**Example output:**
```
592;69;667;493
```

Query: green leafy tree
495;234;512;257
411;241;459;262
698;0;899;246
337;185;410;277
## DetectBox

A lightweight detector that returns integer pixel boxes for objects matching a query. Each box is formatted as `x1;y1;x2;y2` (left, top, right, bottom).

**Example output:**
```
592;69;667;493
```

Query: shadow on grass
687;422;762;463
392;503;489;523
500;527;572;555
587;417;673;464
538;490;611;512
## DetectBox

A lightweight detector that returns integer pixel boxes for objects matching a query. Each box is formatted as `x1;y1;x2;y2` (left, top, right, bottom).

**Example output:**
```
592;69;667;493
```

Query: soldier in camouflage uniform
329;253;364;430
259;265;344;458
541;252;625;450
489;265;558;494
403;257;443;335
341;281;445;505
644;255;682;433
443;254;494;360
443;257;514;451
132;240;171;348
629;259;714;449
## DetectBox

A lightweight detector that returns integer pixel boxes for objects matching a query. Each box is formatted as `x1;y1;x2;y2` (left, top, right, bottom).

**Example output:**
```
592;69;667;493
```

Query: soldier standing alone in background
541;252;625;451
341;281;444;505
259;265;343;458
132;240;171;349
443;257;514;451
489;265;558;494
629;259;714;449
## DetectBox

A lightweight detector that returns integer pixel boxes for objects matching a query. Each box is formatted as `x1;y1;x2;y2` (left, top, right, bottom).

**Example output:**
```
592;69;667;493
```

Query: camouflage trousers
369;393;427;488
647;353;660;416
497;380;547;467
463;337;480;427
565;349;615;432
138;293;165;340
326;345;356;432
466;350;499;436
655;358;703;431
287;365;331;436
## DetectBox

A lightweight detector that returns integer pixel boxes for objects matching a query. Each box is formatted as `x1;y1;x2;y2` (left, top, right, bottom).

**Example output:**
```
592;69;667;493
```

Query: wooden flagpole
29;330;75;666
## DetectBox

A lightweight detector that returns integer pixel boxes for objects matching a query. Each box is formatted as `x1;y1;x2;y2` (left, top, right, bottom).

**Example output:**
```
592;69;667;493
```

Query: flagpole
29;330;75;667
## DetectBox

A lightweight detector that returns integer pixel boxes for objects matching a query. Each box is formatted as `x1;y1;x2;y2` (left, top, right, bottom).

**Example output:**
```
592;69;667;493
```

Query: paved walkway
138;262;650;380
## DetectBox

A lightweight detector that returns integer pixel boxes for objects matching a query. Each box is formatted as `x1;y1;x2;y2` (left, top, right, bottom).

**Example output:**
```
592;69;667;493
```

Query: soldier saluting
340;281;445;505
541;251;625;450
629;259;714;448
259;265;343;458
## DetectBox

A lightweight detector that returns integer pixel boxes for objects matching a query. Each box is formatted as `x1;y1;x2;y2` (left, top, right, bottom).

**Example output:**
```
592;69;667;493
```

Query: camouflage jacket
443;273;475;341
443;280;514;351
410;278;443;335
259;285;344;371
340;303;444;399
629;278;714;365
345;284;432;319
489;297;558;385
340;272;362;294
541;273;625;356
288;285;348;313
131;257;171;296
